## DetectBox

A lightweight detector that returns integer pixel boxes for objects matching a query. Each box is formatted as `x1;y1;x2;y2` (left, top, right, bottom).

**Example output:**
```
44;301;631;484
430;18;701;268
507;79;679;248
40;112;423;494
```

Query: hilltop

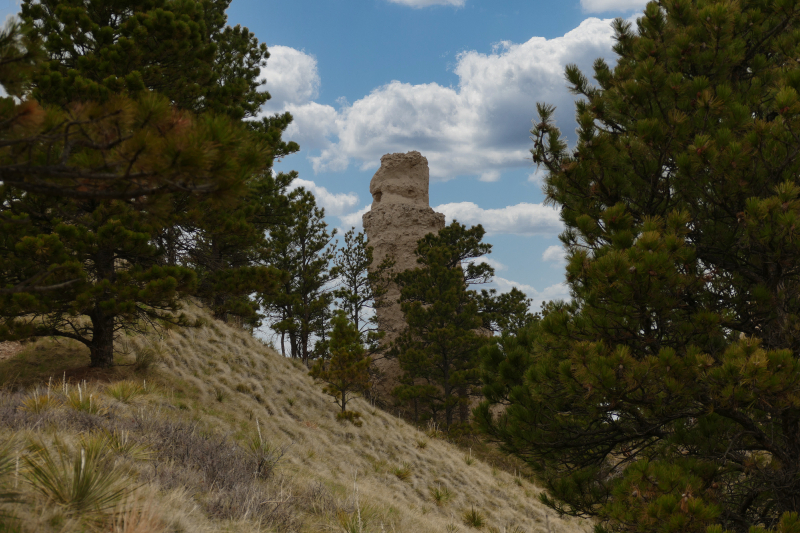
0;304;589;533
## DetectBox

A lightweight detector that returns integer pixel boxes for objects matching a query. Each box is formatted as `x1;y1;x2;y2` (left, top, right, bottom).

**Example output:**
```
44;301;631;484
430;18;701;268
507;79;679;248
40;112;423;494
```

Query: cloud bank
259;18;619;181
491;277;571;311
288;178;360;217
435;202;562;236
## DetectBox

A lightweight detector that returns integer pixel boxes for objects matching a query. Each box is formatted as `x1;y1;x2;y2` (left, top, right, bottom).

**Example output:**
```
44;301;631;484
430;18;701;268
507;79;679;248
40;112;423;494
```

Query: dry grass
0;301;589;533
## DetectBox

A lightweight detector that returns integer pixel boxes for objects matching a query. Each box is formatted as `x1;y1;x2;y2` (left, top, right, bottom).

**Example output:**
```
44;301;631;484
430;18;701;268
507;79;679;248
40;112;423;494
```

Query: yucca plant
429;483;453;507
462;505;486;529
65;382;107;415
463;448;475;466
95;430;151;461
104;381;146;404
23;437;130;514
337;509;364;533
19;388;62;414
0;436;21;523
244;420;284;479
391;463;411;483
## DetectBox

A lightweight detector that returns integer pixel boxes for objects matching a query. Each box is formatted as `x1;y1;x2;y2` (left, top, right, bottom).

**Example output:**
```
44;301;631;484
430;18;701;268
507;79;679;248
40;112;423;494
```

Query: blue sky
2;0;650;310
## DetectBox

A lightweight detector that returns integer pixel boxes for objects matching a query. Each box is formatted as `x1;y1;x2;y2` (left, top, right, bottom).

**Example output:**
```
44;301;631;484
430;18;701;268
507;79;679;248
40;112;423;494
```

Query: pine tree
0;1;292;366
392;222;493;428
309;311;371;425
477;1;800;531
261;188;336;366
476;287;535;336
185;168;295;330
20;0;269;118
331;228;394;353
18;0;299;309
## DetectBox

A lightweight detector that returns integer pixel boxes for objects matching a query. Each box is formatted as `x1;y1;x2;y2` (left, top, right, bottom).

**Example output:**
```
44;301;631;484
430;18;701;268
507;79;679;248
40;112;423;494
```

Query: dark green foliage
21;0;269;119
0;1;295;365
261;188;336;365
2;190;198;367
478;1;800;532
309;311;371;417
476;287;536;335
185;171;295;330
392;222;492;428
331;228;394;353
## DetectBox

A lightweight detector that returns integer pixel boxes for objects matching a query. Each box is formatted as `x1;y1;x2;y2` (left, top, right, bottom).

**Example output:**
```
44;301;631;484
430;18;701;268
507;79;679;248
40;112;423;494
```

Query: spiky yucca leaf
23;437;130;514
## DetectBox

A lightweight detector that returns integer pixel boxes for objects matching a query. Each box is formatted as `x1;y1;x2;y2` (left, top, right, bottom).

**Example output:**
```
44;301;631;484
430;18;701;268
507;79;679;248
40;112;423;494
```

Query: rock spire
362;151;445;397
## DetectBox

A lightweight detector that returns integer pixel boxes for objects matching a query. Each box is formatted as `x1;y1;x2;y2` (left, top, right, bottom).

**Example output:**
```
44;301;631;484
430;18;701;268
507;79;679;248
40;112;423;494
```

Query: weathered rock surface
362;151;445;397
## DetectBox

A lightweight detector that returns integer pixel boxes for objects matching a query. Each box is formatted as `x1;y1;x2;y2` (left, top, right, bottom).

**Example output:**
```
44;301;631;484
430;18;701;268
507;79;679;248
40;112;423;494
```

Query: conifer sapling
309;311;371;426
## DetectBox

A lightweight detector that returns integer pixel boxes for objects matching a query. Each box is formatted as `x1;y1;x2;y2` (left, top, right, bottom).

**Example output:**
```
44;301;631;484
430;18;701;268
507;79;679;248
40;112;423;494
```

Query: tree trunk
90;248;116;368
89;311;115;367
166;226;177;266
443;359;453;429
458;386;469;423
289;331;299;359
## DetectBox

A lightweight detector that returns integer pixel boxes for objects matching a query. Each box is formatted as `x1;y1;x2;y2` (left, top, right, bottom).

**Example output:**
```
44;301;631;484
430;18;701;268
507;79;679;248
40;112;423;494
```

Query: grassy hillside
0;304;589;533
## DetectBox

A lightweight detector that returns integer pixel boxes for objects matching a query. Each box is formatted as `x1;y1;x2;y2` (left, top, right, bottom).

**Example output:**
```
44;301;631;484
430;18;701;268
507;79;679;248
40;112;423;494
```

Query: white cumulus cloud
387;0;465;6
542;244;567;265
288;178;360;217
466;256;507;272
490;277;571;311
260;46;320;110
338;204;371;232
434;202;562;236
260;18;619;182
580;0;648;13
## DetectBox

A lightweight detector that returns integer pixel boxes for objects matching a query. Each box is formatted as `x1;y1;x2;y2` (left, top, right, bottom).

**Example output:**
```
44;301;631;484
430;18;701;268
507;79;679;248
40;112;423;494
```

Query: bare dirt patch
0;341;23;362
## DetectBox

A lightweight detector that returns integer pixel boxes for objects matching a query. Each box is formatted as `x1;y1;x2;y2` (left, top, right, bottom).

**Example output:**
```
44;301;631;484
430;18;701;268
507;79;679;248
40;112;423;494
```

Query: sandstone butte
362;151;445;398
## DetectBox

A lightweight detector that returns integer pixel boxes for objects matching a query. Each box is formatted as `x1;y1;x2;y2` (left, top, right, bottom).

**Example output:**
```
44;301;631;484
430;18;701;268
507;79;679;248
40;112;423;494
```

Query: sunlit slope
0;304;590;533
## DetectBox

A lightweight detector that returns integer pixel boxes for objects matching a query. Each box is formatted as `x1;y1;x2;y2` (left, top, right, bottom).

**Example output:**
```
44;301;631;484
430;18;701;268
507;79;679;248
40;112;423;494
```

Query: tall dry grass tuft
0;435;20;515
108;497;165;533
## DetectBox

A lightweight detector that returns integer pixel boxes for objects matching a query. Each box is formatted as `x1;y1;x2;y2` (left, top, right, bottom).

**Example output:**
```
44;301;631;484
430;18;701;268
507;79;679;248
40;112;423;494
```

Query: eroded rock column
362;151;445;398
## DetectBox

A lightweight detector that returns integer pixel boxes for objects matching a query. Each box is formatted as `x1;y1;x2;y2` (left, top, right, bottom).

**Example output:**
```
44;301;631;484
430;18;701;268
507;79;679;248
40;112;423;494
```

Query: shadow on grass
0;338;139;390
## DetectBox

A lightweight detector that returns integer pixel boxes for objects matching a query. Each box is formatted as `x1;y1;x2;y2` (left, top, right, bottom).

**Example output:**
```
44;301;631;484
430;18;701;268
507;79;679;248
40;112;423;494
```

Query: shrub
335;410;363;427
